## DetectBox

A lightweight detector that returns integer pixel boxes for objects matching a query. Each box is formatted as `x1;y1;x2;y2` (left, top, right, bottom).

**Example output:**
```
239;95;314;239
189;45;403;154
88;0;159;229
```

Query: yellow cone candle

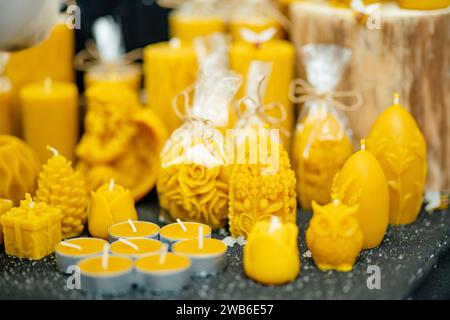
55;237;108;273
331;140;389;249
160;220;212;249
109;220;160;242
244;216;300;285
1;194;62;260
0;198;12;244
110;238;164;259
367;93;427;225
35;146;88;238
88;179;138;240
307;199;363;272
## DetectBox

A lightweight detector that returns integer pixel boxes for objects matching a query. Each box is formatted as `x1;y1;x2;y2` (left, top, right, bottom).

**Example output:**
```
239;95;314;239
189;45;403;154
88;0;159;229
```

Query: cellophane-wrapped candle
35;147;88;238
1;194;62;260
0;198;13;245
292;44;354;210
229;127;297;238
367;94;427;225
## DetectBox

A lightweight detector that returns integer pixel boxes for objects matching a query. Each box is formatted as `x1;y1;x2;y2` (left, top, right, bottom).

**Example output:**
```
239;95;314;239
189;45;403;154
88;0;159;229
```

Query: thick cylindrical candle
109;220;160;242
84;63;141;92
0;77;12;134
169;13;225;44
110;238;164;259
20;79;78;163
159;222;212;250
397;0;450;10
55;238;108;273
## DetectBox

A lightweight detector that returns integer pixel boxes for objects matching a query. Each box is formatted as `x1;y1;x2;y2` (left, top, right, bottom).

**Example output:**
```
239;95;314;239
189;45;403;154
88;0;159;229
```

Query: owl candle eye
315;217;331;237
339;218;357;238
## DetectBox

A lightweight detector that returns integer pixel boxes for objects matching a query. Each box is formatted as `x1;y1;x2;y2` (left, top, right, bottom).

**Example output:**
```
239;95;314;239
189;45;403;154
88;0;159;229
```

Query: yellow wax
229;40;295;149
307;200;363;272
1;194;62;260
110;238;163;256
169;13;226;44
0;78;13;134
0;198;13;245
328;0;388;7
5;21;74;136
331;140;389;249
88;182;138;240
20;80;78;163
78;255;133;275
109;221;160;238
144;42;198;134
84;63;142;92
230;18;283;43
55;238;107;256
173;238;227;255
135;253;191;272
160;222;212;241
367;98;427;225
397;0;450;10
244;219;300;285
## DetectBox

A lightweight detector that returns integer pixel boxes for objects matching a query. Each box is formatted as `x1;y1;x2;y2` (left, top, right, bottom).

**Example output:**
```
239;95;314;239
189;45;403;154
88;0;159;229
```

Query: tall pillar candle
20;79;78;163
0;77;12;134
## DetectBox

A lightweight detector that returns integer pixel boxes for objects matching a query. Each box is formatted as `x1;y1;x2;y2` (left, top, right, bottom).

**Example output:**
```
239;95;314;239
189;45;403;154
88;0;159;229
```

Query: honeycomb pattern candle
88;179;138;240
306;199;363;272
331;140;389;249
35;146;88;238
1;194;62;260
229;127;297;238
367;93;427;225
244;216;300;285
0;198;12;245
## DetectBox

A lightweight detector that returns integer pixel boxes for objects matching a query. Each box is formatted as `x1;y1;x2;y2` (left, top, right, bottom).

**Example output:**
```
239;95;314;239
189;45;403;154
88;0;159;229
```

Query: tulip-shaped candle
307;199;363;272
0;198;12;244
244;216;300;285
331;140;389;249
368;94;427;225
88;179;138;240
36;146;88;238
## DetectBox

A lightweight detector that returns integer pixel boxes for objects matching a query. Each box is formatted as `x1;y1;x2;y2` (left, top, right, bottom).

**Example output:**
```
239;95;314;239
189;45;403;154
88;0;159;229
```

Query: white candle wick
360;139;366;151
128;219;137;233
176;219;187;232
268;215;281;235
118;238;139;251
109;179;115;192
169;37;181;49
43;77;52;93
393;92;400;105
198;226;204;250
29;196;34;209
159;244;169;265
61;241;82;251
101;244;110;270
46;145;59;157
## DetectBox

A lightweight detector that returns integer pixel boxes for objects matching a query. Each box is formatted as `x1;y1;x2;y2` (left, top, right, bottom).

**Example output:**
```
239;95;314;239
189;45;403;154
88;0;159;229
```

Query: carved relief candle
367;93;427;225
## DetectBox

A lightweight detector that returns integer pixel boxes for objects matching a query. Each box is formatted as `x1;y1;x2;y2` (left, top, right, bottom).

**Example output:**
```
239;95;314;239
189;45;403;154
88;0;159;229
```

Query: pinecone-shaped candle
229;127;297;238
36;146;88;238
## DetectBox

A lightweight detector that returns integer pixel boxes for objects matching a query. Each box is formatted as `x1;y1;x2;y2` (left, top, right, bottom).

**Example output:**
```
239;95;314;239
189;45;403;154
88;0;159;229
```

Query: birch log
290;2;450;192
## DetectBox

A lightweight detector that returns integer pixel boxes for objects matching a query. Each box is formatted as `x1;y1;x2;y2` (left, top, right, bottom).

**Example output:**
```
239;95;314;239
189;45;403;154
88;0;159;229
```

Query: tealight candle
55;237;108;273
135;245;191;292
110;238;164;259
159;220;212;249
78;245;134;295
172;226;227;276
108;220;160;242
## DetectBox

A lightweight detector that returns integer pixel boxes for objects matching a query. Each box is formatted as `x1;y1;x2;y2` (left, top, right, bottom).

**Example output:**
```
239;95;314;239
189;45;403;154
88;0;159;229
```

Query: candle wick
128;219;137;233
119;238;139;251
360;139;366;151
43;77;52;93
101;244;110;270
61;241;82;251
169;37;181;50
393;92;400;105
159;244;169;265
198;226;204;250
109;179;115;192
46;145;59;157
268;215;281;234
176;219;187;232
333;198;340;207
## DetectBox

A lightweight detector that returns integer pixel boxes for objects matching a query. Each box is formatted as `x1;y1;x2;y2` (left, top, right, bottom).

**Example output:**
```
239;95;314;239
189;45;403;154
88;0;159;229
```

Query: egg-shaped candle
367;94;427;225
88;179;138;240
244;216;300;285
108;220;160;242
331;140;389;249
55;237;108;273
110;238;164;260
159;220;212;250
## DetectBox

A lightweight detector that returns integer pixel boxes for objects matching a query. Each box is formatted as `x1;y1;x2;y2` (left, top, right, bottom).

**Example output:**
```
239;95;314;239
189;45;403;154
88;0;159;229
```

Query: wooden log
290;1;450;192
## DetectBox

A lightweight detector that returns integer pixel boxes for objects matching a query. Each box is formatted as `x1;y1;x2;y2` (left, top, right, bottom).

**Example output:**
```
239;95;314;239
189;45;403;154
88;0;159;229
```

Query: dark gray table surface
0;195;449;300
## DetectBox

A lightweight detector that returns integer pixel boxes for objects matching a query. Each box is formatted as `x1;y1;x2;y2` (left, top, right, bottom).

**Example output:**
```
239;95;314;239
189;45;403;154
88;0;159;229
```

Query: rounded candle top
109;220;160;238
56;238;108;256
135;253;191;273
110;238;163;255
172;238;227;256
78;255;133;276
160;222;212;241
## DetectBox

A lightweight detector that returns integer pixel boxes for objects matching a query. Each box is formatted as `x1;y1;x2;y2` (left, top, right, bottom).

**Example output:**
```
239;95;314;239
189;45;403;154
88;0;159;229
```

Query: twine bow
289;78;363;112
74;40;143;71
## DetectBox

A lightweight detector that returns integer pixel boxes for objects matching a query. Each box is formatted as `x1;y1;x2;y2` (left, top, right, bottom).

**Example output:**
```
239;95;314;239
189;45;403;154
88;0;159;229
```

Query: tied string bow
289;78;363;112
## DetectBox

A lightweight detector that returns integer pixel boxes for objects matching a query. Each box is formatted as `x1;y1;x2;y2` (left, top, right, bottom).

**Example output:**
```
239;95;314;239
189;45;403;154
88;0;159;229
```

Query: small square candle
0;198;13;245
1;194;62;260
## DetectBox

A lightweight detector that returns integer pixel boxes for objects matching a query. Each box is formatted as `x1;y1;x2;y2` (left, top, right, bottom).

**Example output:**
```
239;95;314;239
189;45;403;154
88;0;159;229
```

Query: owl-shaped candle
367;94;427;225
306;199;363;272
35;147;88;238
88;180;138;240
244;216;300;285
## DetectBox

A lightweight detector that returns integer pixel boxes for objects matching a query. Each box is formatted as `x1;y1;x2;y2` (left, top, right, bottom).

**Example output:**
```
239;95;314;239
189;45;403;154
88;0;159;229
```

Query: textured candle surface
0;198;12;245
368;102;427;225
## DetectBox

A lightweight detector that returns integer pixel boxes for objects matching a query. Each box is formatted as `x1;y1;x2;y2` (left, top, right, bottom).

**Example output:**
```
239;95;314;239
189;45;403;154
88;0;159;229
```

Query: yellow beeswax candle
169;13;226;44
78;255;134;274
20;79;78;163
292;109;354;210
229;40;295;149
367;94;427;225
0;198;12;245
84;63;142;92
331;140;389;249
1;194;62;260
230;18;283;43
172;238;226;255
110;238;164;259
144;41;198;134
160;221;212;247
0;135;41;205
88;180;138;240
35;147;88;238
0;77;13;134
244;216;300;285
109;220;160;241
397;0;450;10
229;127;297;238
307;199;363;272
135;252;191;271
